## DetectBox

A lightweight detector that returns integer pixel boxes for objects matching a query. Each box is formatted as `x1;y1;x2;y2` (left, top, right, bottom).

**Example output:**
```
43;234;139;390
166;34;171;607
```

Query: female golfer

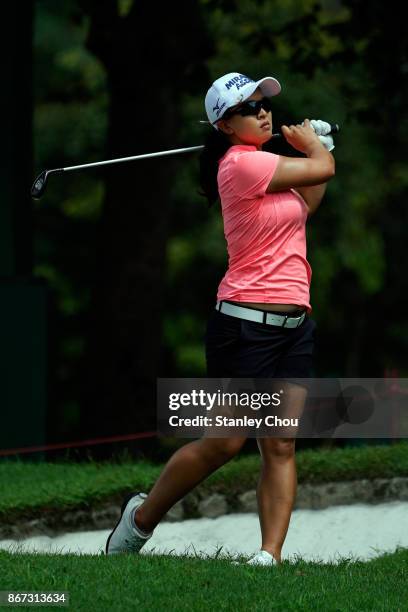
106;72;335;565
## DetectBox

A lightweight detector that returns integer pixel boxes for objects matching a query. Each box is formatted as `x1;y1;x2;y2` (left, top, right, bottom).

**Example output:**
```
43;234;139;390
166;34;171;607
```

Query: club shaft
62;145;205;172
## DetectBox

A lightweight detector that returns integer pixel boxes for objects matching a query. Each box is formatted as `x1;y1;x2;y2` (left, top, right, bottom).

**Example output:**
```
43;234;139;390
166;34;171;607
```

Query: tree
77;0;213;450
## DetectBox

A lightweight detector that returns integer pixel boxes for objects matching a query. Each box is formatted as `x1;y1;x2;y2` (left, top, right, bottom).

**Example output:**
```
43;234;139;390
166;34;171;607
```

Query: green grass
1;444;407;610
1;442;408;519
0;547;407;611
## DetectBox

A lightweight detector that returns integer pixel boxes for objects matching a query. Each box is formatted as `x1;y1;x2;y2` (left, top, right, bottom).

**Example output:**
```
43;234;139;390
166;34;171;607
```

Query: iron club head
31;168;64;199
31;170;50;199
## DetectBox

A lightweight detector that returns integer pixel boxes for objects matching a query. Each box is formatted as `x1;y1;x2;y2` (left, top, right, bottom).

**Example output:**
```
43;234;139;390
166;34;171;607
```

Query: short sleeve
231;151;280;199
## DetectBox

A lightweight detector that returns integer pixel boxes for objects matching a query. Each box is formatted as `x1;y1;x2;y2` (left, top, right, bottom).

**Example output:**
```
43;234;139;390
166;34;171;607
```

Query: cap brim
254;76;281;97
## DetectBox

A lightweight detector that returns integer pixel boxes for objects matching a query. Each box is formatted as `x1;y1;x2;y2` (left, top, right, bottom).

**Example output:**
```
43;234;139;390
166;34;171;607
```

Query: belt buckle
265;312;284;326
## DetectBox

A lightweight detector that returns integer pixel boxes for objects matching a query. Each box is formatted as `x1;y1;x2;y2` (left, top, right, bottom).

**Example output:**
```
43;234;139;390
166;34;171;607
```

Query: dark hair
198;127;232;208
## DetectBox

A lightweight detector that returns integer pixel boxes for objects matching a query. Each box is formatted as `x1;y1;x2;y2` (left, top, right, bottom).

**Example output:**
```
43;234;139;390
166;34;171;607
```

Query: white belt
216;301;306;328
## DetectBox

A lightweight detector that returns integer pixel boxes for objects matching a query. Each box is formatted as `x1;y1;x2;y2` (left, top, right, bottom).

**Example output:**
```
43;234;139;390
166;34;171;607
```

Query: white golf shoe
232;550;277;566
246;550;277;565
105;491;153;555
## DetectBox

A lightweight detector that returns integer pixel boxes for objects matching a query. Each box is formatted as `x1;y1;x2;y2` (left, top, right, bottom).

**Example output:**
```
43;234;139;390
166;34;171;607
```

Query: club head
31;170;50;199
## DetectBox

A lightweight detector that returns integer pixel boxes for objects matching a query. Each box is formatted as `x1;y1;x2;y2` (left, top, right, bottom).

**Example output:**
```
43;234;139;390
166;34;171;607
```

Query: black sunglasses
223;97;273;120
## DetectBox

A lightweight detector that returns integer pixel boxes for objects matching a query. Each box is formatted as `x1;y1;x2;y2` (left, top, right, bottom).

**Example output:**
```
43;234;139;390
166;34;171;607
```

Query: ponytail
198;128;231;208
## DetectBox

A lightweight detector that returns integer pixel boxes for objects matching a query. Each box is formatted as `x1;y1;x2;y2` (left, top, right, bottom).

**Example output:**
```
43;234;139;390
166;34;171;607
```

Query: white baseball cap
205;72;281;129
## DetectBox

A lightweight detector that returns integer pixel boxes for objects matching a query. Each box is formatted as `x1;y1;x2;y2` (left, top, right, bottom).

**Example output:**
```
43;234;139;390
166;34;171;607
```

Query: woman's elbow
324;160;336;181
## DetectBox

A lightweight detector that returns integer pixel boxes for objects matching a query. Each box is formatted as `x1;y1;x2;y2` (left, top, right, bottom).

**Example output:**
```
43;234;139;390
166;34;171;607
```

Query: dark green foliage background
31;0;408;439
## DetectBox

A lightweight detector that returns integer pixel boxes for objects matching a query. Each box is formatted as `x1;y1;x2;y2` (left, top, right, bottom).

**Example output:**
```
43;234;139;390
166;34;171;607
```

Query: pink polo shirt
216;145;312;313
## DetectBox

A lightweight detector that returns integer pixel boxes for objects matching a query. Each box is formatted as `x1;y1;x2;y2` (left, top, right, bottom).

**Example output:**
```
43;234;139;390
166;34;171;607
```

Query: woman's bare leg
135;436;247;533
256;436;297;563
256;382;307;563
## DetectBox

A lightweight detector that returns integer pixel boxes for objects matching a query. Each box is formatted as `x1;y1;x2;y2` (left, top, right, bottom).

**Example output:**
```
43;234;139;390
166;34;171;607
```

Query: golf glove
309;119;332;136
317;134;335;151
307;119;335;152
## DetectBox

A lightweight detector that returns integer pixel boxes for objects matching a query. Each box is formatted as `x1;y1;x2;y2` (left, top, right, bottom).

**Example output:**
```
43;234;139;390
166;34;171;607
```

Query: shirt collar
229;144;258;151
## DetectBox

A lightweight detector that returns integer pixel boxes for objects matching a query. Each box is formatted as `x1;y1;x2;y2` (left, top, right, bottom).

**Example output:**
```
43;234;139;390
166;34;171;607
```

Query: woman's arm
295;182;328;216
265;121;335;193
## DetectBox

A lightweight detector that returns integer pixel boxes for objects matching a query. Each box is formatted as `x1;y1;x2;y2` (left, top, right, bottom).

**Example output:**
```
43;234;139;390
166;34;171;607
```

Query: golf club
31;124;339;200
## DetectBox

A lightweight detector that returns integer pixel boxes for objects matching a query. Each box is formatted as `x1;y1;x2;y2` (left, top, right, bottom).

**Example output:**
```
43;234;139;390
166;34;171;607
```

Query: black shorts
205;307;317;378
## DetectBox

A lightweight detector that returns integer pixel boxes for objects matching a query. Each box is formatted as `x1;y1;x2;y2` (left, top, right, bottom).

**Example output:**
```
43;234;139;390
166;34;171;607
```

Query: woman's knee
198;437;246;464
257;437;296;459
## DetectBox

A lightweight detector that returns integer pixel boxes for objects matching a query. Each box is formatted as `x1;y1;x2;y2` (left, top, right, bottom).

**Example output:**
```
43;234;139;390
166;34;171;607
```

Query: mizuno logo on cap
213;97;226;117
